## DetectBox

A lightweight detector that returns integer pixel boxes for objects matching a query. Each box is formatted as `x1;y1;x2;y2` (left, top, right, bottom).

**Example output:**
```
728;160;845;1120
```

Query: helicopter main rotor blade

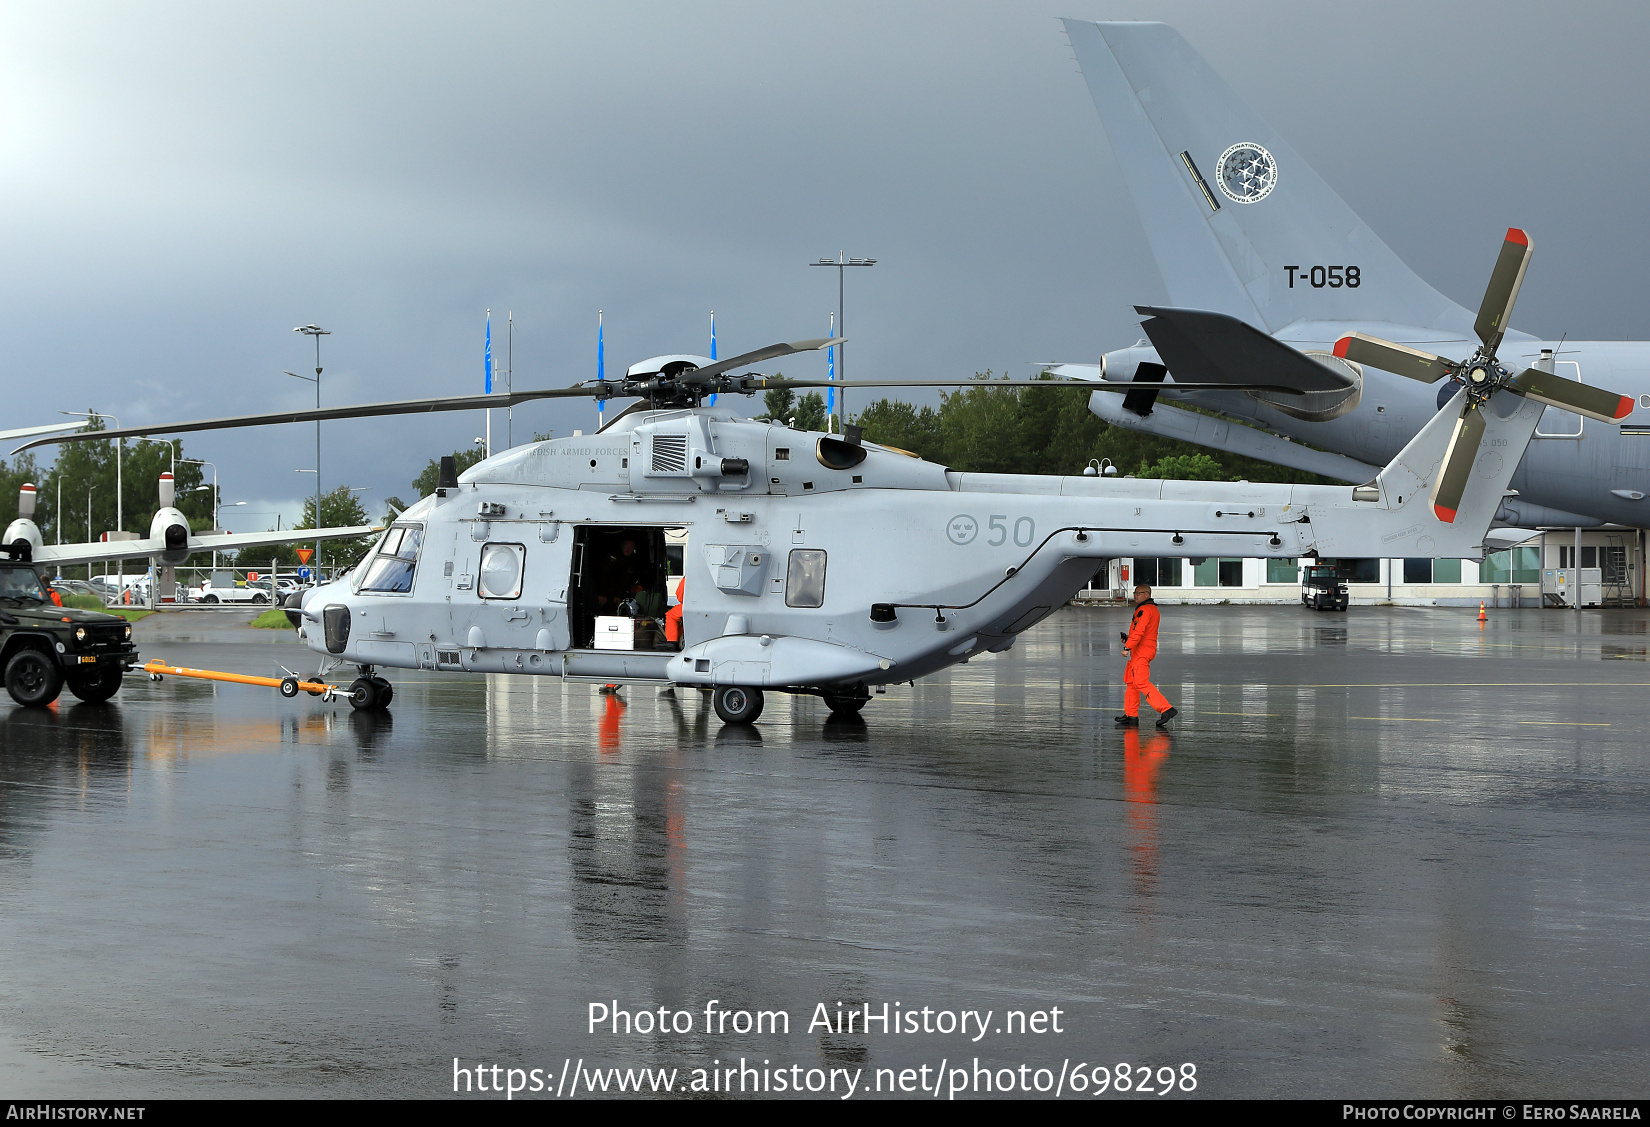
739;377;1308;394
1510;367;1634;424
1430;400;1487;524
1475;228;1532;354
1333;333;1455;383
9;385;603;454
680;338;840;385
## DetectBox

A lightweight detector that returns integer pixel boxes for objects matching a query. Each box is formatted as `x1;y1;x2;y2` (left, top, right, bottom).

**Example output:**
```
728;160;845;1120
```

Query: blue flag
485;311;493;394
826;314;836;416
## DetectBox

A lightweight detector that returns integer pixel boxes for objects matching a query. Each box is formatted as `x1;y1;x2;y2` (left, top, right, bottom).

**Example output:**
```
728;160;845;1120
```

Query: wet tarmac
2;604;1647;1099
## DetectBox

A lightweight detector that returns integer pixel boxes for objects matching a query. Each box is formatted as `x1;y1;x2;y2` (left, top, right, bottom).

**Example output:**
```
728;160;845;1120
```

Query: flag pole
597;310;605;429
484;309;493;457
707;310;717;407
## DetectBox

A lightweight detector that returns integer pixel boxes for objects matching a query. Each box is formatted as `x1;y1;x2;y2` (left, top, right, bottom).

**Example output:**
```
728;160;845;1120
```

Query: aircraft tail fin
1061;20;1472;336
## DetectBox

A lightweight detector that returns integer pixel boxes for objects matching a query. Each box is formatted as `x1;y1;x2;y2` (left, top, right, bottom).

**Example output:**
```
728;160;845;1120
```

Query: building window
1135;557;1182;587
1266;558;1298;584
1194;558;1244;587
1433;559;1463;583
1403;558;1432;584
1483;548;1539;584
1337;558;1381;583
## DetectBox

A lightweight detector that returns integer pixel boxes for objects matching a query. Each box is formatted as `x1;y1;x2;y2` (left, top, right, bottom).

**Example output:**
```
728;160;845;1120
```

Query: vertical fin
1061;19;1472;336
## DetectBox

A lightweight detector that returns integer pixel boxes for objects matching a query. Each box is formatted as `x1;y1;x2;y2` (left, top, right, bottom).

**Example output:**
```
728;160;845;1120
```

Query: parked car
185;575;271;605
51;579;105;602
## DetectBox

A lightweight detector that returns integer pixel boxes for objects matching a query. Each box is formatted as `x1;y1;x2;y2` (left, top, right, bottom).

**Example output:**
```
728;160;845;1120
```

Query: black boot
1113;714;1139;727
1155;707;1178;728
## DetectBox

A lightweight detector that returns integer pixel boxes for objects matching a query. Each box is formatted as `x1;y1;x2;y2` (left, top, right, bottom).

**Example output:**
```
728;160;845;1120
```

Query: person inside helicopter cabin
595;538;644;614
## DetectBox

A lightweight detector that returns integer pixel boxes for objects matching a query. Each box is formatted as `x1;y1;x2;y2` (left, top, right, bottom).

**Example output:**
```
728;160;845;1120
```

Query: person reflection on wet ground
1123;726;1171;899
599;688;625;757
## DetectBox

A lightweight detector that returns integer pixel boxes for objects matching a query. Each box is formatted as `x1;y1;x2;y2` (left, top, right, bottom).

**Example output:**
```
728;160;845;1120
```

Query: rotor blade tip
1332;336;1352;358
1506;228;1529;246
1433;503;1458;524
1615;397;1635;421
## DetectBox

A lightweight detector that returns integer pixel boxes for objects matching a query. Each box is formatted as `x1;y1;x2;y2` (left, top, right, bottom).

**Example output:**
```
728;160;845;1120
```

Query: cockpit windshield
356;524;424;594
0;564;48;603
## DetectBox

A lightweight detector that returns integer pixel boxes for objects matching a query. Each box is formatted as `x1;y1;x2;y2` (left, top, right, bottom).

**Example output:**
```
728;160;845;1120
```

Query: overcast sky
4;1;1647;526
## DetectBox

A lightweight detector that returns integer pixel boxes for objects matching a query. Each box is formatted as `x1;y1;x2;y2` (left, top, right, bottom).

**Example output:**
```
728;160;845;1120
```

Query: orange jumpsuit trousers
1123;599;1172;717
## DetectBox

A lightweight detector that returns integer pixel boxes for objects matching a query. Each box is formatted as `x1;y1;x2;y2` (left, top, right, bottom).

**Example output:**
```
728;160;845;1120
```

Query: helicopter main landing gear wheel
821;691;868;717
712;685;764;725
370;677;393;707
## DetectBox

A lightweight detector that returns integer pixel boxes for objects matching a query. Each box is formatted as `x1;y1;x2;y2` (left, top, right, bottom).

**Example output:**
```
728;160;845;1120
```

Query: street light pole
289;324;330;578
810;253;876;432
182;460;218;568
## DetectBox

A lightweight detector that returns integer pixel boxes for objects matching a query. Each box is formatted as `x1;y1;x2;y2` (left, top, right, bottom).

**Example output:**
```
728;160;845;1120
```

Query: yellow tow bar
143;659;346;702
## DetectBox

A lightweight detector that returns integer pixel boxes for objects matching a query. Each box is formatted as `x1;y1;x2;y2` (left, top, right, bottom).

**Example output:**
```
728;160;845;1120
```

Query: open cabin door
566;525;681;650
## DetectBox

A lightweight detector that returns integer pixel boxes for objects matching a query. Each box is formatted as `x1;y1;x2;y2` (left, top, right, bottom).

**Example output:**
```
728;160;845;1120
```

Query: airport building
1081;528;1646;608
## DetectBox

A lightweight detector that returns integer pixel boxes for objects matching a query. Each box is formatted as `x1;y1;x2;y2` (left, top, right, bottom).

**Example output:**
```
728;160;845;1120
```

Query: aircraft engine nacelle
149;506;193;565
1099;343;1162;382
5;483;42;560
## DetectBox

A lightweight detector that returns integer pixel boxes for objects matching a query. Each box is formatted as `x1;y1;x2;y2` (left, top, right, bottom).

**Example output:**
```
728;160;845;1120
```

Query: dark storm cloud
2;1;1646;521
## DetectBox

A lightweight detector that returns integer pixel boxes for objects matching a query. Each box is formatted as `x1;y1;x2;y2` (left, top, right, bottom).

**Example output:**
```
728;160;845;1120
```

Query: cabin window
785;549;827;608
479;543;525;599
357;524;424;594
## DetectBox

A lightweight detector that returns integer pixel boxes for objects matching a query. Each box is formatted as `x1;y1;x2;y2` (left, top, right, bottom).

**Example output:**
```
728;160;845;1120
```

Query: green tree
412;448;488;498
853;398;943;460
759;386;795;423
1136;452;1231;480
254;485;376;573
791;392;827;432
936;373;1025;473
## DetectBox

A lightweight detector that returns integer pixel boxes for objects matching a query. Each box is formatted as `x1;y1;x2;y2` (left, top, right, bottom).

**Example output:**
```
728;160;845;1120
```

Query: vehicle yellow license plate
79;656;97;664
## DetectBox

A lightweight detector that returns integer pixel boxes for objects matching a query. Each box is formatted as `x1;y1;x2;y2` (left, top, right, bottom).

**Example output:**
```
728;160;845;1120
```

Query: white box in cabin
593;616;635;650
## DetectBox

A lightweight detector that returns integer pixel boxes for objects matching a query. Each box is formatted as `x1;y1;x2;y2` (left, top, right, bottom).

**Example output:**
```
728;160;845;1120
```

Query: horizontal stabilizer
1136;306;1353;392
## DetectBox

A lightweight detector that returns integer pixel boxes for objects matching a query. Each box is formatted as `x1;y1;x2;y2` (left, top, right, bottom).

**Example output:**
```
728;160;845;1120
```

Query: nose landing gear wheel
346;677;379;711
712;685;764;725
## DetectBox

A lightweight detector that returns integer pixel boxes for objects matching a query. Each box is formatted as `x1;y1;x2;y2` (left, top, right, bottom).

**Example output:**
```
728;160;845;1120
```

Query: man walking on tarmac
1116;583;1178;729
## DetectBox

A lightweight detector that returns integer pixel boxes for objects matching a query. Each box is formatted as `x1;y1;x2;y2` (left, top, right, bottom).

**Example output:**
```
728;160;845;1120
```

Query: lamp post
287;323;330;576
182;459;219;569
809;253;876;432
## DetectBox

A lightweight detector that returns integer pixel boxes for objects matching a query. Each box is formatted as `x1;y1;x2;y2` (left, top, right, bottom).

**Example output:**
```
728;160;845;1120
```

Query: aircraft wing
32;525;381;568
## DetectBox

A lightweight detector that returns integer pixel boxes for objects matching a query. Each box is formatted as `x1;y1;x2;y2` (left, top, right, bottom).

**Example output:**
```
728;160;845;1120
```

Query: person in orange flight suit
1115;583;1177;728
663;575;685;648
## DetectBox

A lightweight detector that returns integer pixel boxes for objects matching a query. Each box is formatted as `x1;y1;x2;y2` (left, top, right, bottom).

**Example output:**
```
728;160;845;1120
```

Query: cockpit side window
357;523;424;594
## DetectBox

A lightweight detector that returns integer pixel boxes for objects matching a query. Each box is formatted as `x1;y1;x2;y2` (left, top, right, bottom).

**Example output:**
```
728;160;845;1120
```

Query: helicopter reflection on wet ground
1;605;1647;1098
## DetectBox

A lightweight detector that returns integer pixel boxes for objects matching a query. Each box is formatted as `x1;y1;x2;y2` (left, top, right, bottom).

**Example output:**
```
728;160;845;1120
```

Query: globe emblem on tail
1216;142;1278;203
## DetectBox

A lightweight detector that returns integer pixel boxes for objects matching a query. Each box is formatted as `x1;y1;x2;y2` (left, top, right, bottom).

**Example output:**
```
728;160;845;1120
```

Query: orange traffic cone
1478;600;1487;624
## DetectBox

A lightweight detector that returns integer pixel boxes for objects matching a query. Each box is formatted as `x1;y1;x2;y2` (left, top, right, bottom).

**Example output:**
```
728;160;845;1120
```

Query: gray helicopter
22;336;1620;724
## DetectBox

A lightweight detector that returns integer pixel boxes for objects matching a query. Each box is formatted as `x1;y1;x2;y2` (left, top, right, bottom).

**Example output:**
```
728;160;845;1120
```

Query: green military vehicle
1;558;139;706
